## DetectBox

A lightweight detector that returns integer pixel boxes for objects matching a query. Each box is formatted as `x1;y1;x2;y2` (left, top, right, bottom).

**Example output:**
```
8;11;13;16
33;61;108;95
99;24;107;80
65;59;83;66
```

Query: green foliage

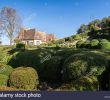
99;40;110;50
0;74;8;86
48;43;56;47
41;56;62;82
0;49;10;64
101;17;110;28
100;39;109;43
83;40;91;48
16;43;25;50
68;37;73;42
76;41;84;48
8;48;54;68
1;46;15;52
75;76;99;91
77;17;110;39
76;40;91;48
62;52;107;82
76;39;110;50
90;39;99;49
56;39;65;44
9;67;39;90
0;64;13;76
73;34;82;40
60;76;99;91
77;24;89;34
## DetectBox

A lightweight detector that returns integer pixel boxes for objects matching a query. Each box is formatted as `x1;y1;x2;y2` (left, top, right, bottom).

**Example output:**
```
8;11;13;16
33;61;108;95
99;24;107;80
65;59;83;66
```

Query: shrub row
8;47;109;91
76;39;110;50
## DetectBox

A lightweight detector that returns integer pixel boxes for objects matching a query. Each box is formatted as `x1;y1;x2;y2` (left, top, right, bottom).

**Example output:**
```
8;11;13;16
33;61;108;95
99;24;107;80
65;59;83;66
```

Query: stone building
15;28;56;45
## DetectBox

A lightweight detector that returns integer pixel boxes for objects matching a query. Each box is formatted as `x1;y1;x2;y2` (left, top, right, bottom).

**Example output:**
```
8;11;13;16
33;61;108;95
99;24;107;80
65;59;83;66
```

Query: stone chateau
15;28;56;45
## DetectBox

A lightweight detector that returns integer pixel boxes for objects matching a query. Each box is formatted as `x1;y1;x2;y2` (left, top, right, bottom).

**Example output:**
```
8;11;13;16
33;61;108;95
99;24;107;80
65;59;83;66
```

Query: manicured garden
0;44;110;91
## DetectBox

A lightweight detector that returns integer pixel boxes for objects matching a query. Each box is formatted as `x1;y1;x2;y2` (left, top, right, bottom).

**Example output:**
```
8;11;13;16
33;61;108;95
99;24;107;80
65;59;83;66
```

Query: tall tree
101;17;110;28
0;7;22;45
77;24;89;34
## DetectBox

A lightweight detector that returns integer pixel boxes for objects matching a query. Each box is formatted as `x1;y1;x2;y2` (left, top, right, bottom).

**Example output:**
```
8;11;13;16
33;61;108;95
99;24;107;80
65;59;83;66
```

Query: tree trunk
10;38;13;45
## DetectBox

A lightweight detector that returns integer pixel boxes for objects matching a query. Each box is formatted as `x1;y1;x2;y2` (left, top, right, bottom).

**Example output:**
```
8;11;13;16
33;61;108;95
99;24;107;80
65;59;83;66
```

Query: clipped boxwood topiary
83;40;91;48
16;43;25;50
0;64;13;76
41;56;62;82
76;41;84;48
100;39;109;43
99;40;110;50
8;48;54;69
9;67;39;90
0;74;8;86
60;76;99;91
90;39;99;49
62;52;107;82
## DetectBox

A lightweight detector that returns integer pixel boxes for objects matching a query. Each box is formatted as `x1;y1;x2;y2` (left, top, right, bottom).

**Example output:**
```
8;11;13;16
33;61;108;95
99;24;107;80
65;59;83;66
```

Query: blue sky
0;0;110;44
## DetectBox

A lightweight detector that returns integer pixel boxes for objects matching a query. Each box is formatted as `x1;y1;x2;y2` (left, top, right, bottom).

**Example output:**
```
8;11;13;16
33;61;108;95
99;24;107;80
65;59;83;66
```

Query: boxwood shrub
60;76;99;91
9;67;39;90
99;39;110;50
41;56;62;82
76;41;84;48
16;43;25;50
90;39;99;49
62;52;107;82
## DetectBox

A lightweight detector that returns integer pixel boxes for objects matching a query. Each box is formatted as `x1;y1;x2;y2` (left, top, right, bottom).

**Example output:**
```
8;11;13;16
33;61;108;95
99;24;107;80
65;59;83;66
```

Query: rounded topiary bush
62;52;107;82
100;39;109;43
76;41;84;48
41;56;62;82
9;67;39;90
0;74;8;86
8;48;53;69
99;40;110;50
0;64;13;76
16;43;25;50
83;40;91;48
90;39;99;49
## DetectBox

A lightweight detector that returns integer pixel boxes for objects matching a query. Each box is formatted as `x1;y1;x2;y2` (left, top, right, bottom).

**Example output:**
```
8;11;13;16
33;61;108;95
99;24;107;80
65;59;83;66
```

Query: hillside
55;16;110;48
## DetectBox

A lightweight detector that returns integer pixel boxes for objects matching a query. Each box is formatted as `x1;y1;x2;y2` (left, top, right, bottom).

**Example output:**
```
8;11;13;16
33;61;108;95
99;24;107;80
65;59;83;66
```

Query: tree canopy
0;7;22;45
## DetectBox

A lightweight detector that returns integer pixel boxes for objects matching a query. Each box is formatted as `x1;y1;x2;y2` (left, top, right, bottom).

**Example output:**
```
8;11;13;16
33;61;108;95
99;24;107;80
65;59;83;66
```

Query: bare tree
0;7;22;45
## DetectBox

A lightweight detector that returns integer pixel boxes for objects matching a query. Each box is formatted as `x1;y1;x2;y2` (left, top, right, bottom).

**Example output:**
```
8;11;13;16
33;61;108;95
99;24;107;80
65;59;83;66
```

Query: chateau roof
16;28;56;42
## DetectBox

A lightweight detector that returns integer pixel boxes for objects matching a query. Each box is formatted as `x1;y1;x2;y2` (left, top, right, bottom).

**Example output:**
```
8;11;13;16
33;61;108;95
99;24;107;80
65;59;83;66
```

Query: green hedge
16;43;25;50
62;52;107;82
41;56;62;82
